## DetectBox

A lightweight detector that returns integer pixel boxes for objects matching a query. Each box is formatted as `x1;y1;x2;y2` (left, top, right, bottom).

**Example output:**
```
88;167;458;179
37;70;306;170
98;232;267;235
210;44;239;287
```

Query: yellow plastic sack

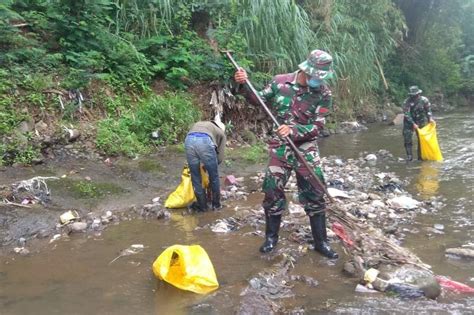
417;122;443;161
164;166;209;208
152;245;219;294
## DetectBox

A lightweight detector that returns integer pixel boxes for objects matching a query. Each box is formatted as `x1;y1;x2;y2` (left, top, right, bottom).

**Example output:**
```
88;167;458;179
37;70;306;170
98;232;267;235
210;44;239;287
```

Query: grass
228;142;267;163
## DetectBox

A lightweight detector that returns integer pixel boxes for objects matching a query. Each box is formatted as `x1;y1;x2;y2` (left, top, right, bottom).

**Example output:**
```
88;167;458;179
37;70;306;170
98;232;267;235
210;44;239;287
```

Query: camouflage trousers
262;141;326;216
403;120;428;145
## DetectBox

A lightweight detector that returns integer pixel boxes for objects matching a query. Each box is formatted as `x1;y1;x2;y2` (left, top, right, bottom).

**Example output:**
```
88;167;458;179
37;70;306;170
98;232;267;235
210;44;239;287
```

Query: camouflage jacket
403;96;432;126
243;71;332;147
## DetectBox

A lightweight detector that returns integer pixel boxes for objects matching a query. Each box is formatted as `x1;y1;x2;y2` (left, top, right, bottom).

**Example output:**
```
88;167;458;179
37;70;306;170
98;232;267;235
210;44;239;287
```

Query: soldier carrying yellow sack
402;86;435;161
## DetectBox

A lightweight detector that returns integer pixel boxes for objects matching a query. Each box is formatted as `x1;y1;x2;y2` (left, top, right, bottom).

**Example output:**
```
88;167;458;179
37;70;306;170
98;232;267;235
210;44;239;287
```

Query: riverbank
1;111;473;314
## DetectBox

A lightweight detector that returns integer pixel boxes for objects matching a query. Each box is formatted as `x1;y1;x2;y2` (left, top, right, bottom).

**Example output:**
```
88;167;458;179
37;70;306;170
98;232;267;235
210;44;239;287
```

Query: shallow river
1;108;473;314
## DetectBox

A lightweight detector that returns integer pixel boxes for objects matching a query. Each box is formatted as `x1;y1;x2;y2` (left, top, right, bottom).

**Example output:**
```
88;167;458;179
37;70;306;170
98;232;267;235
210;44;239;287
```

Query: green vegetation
95;92;200;156
52;178;125;199
229;142;267;163
1;0;472;164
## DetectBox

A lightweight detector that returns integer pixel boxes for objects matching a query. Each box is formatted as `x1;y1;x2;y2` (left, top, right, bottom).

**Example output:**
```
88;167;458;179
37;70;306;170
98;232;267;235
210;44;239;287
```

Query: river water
0;109;473;314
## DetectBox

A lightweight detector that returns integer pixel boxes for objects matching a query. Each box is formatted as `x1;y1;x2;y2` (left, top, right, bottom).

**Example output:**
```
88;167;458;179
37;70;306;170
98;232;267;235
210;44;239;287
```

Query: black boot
211;191;222;210
405;144;413;161
259;214;281;253
309;213;338;259
190;192;208;212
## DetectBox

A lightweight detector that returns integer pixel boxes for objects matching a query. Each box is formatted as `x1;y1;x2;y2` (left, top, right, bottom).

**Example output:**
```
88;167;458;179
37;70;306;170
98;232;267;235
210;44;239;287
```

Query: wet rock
445;248;474;259
338;121;368;133
91;218;102;230
378;265;441;299
391;113;405;126
290;275;318;287
343;262;357;276
365;154;377;161
368;193;381;200
70;222;88;232
100;210;114;223
156;209;170;220
13;247;30;255
371;200;385;208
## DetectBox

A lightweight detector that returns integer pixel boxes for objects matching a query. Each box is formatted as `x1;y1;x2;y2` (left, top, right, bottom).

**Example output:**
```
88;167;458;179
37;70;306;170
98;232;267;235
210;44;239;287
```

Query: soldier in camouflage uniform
402;86;434;161
234;50;338;259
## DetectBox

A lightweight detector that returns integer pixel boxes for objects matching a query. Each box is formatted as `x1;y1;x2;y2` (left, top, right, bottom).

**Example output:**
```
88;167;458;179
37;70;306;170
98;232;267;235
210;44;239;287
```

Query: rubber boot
259;214;281;253
190;192;208;212
309;213;338;259
405;144;413;161
211;191;222;210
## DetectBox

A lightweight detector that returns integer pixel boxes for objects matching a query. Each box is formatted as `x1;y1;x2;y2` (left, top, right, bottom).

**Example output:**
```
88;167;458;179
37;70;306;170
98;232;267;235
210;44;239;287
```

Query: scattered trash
365;154;377;161
364;268;380;284
152;245;219;294
225;175;239;186
211;221;232;233
209;218;241;233
355;284;378;293
387;196;420;210
385;282;425;299
328;187;351;199
434;224;444;230
331;222;354;247
151;130;160;140
13;247;30;255
288;202;305;215
109;244;145;265
435;276;474;293
49;234;61;243
59;210;80;225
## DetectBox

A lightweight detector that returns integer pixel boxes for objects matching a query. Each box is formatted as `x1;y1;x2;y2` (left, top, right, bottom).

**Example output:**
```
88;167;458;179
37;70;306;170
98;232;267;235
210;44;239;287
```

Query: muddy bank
0;144;264;254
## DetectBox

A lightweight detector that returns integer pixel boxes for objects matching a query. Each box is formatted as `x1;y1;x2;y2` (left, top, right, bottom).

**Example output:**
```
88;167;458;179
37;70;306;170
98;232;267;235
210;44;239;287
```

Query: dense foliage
0;0;472;164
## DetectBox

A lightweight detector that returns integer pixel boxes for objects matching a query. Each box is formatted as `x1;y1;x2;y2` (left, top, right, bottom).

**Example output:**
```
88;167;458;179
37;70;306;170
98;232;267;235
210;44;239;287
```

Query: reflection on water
415;162;440;199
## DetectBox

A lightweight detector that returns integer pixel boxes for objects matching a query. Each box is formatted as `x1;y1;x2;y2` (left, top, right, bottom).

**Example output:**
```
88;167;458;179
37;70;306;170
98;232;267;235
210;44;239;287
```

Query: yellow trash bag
417;122;443;161
164;166;209;208
152;245;219;294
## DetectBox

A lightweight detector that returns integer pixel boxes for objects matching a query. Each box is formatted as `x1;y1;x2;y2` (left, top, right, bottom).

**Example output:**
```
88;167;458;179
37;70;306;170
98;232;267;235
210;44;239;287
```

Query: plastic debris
109;244;145;265
152;245;219;294
364;268;380;283
60;210;80;225
328;187;351;199
355;284;378;293
331;222;354;247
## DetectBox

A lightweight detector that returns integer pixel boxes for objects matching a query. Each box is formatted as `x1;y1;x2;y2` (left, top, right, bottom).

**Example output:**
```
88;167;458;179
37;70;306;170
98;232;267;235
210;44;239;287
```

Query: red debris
435;276;474;293
224;175;238;186
331;221;355;247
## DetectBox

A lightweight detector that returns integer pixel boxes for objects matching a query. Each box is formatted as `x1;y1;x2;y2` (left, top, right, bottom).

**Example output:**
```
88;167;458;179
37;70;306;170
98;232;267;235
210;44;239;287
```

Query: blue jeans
184;134;220;204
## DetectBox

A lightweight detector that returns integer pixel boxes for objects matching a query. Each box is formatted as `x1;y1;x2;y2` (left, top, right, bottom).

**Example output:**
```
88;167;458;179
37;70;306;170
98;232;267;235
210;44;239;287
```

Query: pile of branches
327;200;431;275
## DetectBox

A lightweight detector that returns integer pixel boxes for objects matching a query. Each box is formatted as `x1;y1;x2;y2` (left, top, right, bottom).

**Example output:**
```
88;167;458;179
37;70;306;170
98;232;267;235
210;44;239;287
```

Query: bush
96;92;201;157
